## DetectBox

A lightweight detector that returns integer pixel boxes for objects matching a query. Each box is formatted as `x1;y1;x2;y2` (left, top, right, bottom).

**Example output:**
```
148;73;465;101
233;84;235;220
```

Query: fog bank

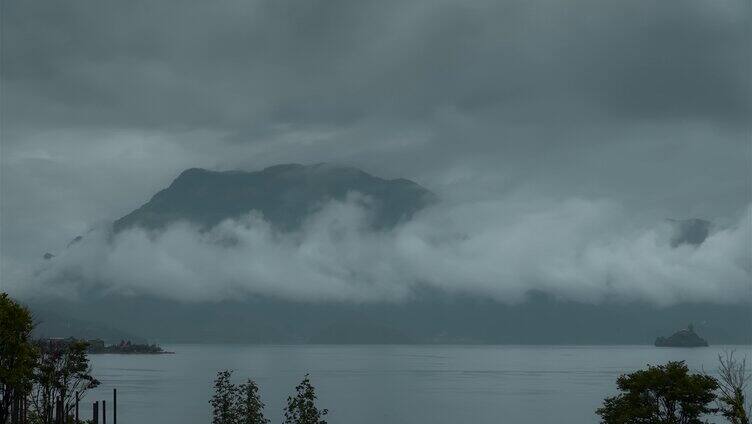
11;196;750;306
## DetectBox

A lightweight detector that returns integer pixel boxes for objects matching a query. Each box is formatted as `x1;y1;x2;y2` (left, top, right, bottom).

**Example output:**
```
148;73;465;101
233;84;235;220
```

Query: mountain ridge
113;163;436;233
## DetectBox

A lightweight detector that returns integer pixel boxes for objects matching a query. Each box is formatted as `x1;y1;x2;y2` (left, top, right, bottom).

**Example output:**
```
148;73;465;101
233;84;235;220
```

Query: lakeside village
40;337;173;354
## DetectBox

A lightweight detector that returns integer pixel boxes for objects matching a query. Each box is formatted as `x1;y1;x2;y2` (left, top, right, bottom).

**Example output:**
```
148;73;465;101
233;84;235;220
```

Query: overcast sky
1;0;750;302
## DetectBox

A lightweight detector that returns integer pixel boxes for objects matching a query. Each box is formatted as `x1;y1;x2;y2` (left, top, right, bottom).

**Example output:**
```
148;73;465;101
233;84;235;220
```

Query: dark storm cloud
3;0;749;134
1;0;750;302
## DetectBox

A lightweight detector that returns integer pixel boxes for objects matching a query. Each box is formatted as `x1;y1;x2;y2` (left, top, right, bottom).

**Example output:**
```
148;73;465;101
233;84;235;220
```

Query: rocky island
654;324;709;347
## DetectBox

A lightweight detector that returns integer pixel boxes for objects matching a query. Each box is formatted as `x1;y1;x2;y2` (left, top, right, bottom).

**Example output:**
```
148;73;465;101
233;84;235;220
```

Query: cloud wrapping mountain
1;0;749;309
18;194;750;306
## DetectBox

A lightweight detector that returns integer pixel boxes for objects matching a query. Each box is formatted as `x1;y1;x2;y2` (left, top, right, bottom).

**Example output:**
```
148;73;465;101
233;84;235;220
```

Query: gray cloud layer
4;0;749;131
1;0;750;301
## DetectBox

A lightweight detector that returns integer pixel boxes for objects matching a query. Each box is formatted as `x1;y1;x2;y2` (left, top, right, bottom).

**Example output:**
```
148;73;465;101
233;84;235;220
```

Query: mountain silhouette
114;163;435;232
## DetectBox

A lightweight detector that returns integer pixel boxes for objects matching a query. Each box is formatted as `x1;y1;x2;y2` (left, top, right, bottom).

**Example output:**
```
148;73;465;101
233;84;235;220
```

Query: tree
596;361;718;424
283;375;328;424
30;339;99;423
211;370;239;424
210;370;268;424
717;351;751;424
237;379;269;424
0;293;37;424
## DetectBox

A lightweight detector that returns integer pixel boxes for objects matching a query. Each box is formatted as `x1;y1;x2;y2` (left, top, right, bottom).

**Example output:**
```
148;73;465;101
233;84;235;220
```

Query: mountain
113;163;435;232
669;218;711;247
32;164;750;345
308;319;415;344
26;293;752;345
31;306;144;344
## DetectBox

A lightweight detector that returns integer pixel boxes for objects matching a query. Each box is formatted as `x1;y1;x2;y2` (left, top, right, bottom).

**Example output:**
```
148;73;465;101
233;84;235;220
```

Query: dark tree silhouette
283;375;328;424
211;370;239;424
596;361;718;424
30;339;100;423
238;379;269;424
210;370;268;424
0;293;37;423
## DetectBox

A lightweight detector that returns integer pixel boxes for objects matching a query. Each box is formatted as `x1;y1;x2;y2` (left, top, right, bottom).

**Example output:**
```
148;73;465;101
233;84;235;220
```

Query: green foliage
210;370;268;424
596;361;719;424
283;375;328;424
0;292;38;423
212;370;239;424
237;379;269;424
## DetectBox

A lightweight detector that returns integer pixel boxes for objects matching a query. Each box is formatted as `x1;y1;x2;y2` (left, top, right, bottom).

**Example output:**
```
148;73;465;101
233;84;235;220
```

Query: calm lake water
82;344;751;424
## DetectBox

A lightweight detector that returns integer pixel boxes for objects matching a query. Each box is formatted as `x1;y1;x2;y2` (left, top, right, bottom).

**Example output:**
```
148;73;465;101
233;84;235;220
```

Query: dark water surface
82;344;751;423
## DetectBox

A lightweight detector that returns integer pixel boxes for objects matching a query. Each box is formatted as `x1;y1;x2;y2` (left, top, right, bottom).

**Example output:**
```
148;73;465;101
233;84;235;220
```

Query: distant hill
669;218;711;247
31;306;144;344
309;319;415;344
113;163;436;232
26;293;752;345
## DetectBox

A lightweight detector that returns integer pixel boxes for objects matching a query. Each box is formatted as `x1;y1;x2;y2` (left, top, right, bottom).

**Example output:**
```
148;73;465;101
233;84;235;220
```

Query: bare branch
717;350;751;424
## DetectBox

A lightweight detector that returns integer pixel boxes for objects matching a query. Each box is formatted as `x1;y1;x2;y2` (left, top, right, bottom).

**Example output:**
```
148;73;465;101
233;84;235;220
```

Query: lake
82;344;751;423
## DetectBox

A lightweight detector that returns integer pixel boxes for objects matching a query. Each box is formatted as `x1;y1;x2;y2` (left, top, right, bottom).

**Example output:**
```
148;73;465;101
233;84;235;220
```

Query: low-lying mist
12;195;752;306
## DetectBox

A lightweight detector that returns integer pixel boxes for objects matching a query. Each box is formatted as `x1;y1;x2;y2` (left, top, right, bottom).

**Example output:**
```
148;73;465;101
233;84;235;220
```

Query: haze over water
82;344;751;424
